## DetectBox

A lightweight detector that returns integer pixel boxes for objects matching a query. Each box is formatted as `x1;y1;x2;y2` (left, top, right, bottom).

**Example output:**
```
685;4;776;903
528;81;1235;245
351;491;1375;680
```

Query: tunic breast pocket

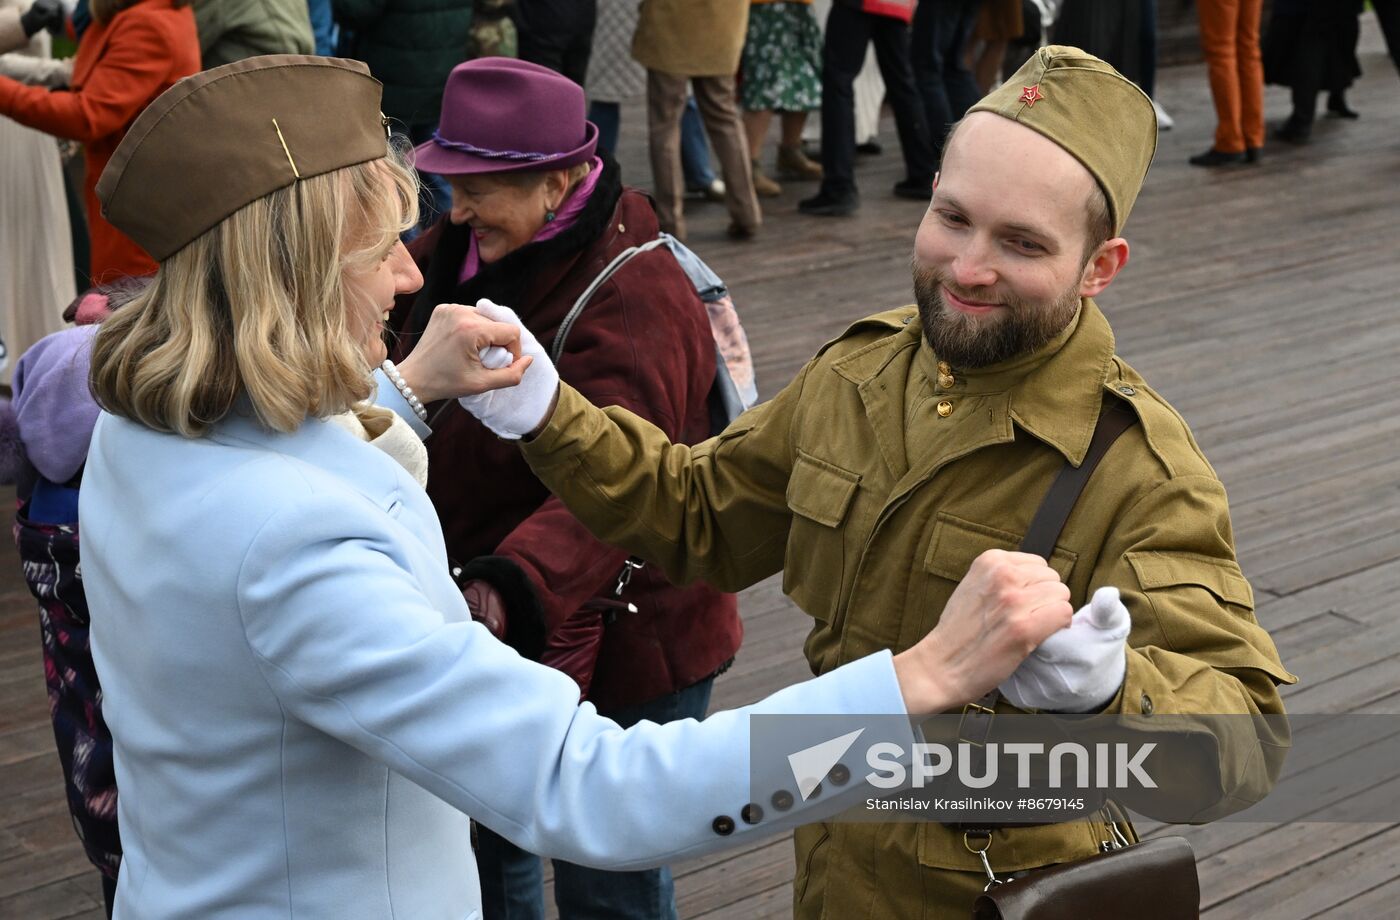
783;450;861;624
897;512;1077;650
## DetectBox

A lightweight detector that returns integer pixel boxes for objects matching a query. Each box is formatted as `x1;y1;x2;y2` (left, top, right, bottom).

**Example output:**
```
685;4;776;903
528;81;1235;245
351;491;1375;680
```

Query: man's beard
912;257;1081;369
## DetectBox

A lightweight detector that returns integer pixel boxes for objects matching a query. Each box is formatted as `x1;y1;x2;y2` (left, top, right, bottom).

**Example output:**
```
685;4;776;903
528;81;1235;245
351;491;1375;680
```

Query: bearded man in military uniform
457;45;1296;918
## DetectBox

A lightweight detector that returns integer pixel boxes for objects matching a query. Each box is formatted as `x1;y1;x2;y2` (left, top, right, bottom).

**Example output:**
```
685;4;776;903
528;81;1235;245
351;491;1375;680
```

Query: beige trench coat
632;0;749;76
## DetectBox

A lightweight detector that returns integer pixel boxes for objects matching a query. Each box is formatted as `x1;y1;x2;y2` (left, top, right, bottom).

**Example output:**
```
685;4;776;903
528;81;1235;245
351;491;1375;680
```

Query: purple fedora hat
413;57;598;176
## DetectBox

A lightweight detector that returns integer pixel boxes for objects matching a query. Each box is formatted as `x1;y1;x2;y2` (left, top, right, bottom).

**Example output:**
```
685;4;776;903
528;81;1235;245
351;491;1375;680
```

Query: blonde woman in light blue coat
79;54;1073;920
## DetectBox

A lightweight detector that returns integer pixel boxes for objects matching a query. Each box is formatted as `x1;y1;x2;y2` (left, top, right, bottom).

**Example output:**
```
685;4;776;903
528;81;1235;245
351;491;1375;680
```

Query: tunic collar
832;299;1118;470
915;299;1117;467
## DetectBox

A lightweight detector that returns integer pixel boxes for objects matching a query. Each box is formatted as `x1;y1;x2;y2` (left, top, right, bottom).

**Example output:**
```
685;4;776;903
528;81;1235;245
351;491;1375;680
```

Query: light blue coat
80;377;916;919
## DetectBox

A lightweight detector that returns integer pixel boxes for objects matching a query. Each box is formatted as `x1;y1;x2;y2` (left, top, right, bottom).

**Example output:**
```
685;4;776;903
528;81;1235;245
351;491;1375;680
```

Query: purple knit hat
413;57;599;176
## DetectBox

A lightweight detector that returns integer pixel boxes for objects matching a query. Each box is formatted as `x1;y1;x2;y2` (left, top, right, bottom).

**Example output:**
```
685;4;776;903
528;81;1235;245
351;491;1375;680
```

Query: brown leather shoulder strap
950;397;1141;834
1018;398;1139;560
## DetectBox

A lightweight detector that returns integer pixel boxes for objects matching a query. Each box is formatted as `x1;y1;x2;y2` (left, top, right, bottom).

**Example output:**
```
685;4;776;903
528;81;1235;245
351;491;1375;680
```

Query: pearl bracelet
381;359;427;422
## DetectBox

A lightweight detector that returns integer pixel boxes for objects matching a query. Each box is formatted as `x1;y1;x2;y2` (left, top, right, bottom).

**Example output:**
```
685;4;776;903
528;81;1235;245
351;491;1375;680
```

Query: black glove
20;0;64;37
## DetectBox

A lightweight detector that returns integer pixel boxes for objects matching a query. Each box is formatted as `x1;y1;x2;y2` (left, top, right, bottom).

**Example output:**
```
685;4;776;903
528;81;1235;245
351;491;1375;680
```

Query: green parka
332;0;473;128
192;0;314;69
520;300;1296;917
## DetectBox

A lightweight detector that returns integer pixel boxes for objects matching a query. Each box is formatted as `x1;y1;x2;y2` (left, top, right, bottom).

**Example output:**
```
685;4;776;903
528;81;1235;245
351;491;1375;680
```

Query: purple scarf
458;157;605;285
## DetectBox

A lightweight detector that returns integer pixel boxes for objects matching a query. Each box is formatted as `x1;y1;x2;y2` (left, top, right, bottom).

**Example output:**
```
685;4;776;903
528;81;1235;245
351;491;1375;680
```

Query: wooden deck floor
4;17;1400;918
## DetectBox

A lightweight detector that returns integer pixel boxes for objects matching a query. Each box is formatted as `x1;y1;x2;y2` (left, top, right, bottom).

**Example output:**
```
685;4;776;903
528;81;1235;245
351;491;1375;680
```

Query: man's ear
1079;238;1130;298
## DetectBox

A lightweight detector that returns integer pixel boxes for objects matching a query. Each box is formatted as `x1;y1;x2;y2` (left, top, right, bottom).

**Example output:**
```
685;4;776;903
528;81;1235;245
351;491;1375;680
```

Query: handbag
961;399;1202;919
970;822;1199;919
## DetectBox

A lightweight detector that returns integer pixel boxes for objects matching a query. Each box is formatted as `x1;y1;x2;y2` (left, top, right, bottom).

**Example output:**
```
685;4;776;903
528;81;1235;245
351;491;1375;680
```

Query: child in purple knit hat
8;285;130;918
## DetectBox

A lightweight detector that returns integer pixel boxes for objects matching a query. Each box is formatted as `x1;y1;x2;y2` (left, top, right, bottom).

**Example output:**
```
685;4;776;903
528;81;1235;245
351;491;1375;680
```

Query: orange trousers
1197;0;1265;153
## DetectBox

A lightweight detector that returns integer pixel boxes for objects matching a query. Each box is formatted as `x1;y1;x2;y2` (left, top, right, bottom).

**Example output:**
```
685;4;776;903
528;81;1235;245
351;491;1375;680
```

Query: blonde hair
90;151;418;438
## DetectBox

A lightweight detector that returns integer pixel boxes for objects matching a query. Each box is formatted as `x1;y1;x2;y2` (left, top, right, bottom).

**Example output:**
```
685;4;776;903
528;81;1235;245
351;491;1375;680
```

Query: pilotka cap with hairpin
97;55;393;263
966;45;1157;235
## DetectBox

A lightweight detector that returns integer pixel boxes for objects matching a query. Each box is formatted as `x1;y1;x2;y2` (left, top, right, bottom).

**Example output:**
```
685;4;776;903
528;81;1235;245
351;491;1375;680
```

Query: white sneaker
685;178;726;202
1152;99;1174;131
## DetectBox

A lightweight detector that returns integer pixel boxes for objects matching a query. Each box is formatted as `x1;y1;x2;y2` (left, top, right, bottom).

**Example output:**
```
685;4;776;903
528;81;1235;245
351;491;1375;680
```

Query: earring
545;209;557;223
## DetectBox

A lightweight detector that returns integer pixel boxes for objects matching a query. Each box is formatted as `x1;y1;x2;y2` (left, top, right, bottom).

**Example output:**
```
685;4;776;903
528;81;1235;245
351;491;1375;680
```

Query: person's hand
461;579;508;640
393;302;529;403
892;550;1074;716
20;0;64;37
457;299;560;440
997;586;1131;713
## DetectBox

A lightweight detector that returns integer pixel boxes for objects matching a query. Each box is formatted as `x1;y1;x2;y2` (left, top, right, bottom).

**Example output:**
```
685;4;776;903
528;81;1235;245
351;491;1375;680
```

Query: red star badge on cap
1020;84;1044;107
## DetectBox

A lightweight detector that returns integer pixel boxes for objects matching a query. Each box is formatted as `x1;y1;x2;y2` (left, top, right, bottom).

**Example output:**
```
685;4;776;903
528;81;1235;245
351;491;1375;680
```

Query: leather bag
971;834;1199;919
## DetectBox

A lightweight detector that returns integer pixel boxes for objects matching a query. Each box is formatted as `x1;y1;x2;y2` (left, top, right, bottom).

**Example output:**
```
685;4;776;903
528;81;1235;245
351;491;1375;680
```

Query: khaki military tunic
521;300;1296;918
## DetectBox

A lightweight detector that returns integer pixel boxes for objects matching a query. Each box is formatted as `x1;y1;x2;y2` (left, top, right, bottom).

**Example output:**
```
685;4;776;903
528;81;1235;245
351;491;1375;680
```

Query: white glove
458;299;560;440
997;586;1132;713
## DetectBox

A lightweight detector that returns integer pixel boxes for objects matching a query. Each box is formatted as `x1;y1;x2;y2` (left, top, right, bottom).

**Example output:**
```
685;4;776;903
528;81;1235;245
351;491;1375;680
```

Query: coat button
1140;693;1154;715
712;815;735;836
618;223;626;233
1118;385;1137;396
938;374;956;389
829;763;851;786
937;361;952;375
771;790;794;812
741;803;764;824
806;783;823;799
937;400;954;418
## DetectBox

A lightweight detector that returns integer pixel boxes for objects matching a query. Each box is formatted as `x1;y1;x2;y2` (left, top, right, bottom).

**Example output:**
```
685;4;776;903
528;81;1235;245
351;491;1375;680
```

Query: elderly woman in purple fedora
392;57;745;920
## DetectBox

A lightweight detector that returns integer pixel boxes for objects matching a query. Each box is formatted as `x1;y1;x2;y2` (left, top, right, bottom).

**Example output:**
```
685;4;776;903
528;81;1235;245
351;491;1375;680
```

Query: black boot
1327;91;1359;119
1188;147;1246;167
799;187;860;216
1274;115;1312;144
892;176;933;200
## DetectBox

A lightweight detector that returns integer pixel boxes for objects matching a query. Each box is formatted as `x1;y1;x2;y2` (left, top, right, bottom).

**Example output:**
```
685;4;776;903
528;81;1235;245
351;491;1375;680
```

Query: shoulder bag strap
549;238;670;364
955;397;1141;784
1018;398;1139;558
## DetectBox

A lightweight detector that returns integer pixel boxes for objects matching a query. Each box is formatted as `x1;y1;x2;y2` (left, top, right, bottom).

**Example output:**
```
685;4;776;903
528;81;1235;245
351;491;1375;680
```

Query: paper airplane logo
788;729;864;801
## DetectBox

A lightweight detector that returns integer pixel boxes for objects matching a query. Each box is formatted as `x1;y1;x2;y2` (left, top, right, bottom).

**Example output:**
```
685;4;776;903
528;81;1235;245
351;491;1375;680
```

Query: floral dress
740;0;822;112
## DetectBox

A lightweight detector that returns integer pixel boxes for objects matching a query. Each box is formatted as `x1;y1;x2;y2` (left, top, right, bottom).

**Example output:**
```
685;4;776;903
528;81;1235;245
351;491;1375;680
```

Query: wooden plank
1258;559;1400;630
1309;875;1400;918
1202;824;1400;920
0;876;104;920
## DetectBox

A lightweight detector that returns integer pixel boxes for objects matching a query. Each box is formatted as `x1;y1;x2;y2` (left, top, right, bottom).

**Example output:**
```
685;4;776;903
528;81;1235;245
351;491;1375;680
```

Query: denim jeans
306;0;338;56
910;0;982;159
590;97;716;189
476;677;717;920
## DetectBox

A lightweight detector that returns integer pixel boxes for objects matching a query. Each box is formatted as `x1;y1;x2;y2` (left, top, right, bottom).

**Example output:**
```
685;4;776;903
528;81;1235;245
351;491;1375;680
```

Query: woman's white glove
997;586;1132;713
458;299;560;440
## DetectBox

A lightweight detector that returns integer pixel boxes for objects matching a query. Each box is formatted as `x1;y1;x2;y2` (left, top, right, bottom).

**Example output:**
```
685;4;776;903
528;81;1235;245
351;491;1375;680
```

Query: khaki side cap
98;54;390;262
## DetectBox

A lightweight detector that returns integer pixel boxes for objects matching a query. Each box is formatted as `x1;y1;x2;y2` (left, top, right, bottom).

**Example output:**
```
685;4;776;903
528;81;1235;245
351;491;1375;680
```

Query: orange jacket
0;0;199;284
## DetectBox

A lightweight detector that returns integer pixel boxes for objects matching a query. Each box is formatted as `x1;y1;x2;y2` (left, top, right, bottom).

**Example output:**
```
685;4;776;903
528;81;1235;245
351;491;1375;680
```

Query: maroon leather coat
389;160;742;711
